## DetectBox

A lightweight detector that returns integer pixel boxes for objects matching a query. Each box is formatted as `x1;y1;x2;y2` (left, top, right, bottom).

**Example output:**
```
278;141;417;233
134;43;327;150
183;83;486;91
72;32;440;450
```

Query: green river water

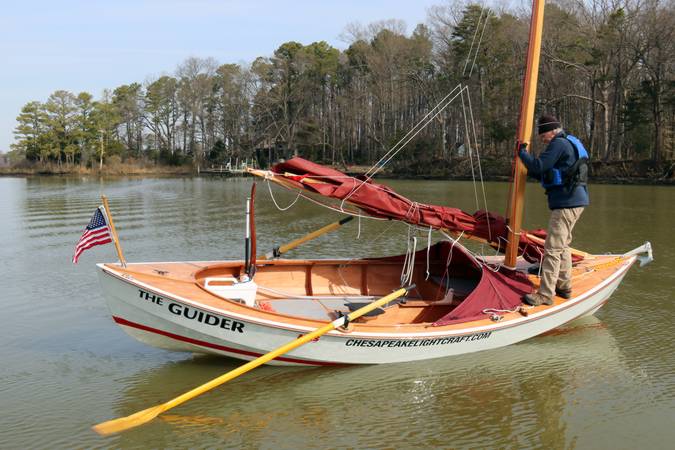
0;176;673;449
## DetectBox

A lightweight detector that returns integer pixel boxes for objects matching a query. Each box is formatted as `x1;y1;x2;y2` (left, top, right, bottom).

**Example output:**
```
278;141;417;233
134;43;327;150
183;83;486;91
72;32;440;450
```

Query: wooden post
101;195;127;267
504;0;546;268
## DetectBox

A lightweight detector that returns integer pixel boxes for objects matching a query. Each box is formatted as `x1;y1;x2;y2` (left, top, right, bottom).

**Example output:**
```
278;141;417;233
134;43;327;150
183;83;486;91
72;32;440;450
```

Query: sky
0;0;443;153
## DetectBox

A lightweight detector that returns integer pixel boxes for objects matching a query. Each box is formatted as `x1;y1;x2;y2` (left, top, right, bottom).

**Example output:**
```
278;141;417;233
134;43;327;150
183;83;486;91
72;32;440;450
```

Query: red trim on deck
112;316;343;367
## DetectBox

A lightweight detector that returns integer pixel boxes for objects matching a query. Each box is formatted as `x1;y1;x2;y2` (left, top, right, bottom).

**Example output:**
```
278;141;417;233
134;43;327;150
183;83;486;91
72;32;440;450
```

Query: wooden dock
198;163;253;176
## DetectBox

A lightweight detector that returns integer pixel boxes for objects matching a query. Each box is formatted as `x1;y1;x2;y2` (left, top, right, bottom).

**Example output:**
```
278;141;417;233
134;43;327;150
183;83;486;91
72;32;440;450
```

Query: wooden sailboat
96;0;652;367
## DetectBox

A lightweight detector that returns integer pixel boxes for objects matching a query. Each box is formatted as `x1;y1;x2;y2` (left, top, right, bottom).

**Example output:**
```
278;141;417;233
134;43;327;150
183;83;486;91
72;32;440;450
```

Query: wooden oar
92;284;413;436
259;216;353;260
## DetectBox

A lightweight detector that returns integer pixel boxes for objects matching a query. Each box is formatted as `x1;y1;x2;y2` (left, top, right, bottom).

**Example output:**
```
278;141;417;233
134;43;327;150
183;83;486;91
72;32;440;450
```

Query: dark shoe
523;292;553;306
555;287;572;299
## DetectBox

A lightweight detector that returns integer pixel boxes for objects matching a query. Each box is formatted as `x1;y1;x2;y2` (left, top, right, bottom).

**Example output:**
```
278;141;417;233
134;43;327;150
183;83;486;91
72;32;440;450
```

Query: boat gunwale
97;254;636;339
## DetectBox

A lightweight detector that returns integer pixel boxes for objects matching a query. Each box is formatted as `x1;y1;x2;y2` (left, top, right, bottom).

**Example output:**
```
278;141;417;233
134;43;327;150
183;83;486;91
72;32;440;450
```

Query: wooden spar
101;195;127;268
259;216;354;260
444;228;591;260
504;0;546;268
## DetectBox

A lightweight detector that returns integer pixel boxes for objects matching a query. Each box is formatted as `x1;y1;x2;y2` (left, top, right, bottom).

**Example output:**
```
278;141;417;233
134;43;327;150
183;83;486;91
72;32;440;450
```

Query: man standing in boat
518;114;590;306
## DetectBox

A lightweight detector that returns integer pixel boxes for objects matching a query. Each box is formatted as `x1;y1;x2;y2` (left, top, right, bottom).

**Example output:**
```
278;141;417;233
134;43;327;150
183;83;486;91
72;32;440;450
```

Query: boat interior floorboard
260;298;347;320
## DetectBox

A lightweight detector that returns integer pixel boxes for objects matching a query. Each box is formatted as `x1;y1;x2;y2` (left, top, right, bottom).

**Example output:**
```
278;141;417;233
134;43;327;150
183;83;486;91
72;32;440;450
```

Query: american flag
72;206;112;263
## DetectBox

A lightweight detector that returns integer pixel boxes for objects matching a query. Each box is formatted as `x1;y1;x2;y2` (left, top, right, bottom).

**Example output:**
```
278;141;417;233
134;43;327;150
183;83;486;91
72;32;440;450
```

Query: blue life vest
541;134;589;190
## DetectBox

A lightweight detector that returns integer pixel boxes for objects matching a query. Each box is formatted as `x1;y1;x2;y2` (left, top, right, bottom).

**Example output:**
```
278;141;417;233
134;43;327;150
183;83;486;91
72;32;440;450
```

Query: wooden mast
504;0;546;268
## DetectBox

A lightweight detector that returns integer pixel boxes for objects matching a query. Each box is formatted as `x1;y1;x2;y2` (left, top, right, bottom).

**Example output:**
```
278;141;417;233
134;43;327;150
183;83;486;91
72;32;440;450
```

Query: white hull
97;256;635;366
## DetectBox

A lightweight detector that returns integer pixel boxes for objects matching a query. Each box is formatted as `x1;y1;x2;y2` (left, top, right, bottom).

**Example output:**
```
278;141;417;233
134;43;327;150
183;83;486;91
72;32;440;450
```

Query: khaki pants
538;207;584;298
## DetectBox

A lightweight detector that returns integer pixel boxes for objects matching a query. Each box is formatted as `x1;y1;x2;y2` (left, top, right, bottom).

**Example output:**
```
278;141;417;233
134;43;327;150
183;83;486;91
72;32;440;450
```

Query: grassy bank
2;158;673;185
0;160;193;176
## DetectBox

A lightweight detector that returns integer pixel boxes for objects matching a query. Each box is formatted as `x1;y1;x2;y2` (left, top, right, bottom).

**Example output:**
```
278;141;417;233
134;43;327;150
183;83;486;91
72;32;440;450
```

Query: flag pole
101;195;127;267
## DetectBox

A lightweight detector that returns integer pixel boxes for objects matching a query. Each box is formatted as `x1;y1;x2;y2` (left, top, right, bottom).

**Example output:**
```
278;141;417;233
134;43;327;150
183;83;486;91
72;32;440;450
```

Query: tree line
10;0;674;172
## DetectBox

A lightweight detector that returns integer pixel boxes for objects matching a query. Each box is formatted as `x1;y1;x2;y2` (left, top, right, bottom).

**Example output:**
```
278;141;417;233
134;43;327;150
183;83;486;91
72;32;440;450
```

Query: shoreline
1;160;673;186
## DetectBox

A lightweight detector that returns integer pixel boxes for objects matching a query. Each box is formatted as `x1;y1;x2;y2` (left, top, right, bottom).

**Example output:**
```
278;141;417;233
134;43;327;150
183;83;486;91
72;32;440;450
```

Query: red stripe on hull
112;316;344;367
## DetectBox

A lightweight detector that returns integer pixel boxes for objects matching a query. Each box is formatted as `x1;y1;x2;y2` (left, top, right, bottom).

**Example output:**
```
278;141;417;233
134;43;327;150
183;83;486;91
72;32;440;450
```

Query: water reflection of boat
109;316;624;446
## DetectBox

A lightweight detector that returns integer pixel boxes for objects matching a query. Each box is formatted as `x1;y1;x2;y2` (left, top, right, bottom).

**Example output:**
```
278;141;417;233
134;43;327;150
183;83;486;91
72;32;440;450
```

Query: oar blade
92;285;412;435
92;404;166;436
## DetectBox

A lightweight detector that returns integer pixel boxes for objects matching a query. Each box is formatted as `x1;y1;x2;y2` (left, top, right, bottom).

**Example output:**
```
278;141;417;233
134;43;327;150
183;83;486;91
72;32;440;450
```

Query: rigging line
401;232;417;286
272;174;361;180
267;170;414;219
403;200;420;223
342;85;466;207
399;203;421;285
400;229;412;285
267;178;405;267
505;224;523;236
408;236;417;285
440;230;481;267
462;7;486;76
468;10;491;78
361;84;464;181
484;305;532;315
460;85;481;211
333;216;404;269
363;84;462;177
265;177;387;221
474;237;507;273
336;265;356;296
465;84;492;241
267;180;301;211
268;173;470;235
365;219;401;254
374;87;464;172
267;172;486;250
440;230;464;298
299;190;388;221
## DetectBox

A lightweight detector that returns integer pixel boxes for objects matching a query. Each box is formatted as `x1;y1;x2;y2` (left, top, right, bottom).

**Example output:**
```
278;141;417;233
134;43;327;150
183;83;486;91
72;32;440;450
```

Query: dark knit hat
537;114;561;134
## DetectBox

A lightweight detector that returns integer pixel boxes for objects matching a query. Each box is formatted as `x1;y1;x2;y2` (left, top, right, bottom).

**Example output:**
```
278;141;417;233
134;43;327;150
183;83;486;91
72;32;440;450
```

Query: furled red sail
268;157;579;263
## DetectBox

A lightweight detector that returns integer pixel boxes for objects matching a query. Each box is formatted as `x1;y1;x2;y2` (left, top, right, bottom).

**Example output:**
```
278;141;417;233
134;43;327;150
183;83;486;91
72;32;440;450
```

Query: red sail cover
375;241;532;325
432;265;533;326
272;157;571;263
430;242;533;325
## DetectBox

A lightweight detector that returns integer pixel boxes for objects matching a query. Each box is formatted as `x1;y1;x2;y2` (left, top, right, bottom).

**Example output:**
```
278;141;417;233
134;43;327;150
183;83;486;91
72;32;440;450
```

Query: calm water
1;176;673;449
